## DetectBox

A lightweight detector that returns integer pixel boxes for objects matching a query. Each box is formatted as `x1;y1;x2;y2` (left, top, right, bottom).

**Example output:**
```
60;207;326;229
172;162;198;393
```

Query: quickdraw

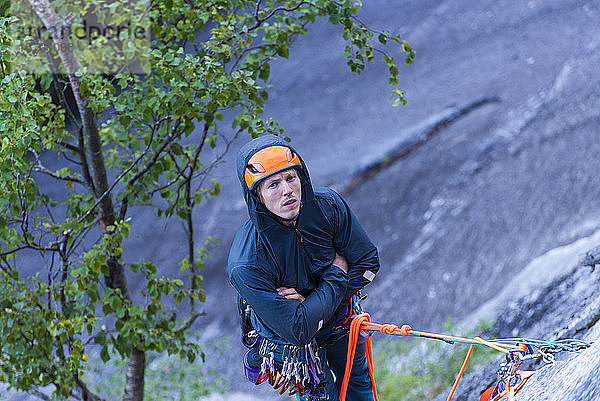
243;336;329;400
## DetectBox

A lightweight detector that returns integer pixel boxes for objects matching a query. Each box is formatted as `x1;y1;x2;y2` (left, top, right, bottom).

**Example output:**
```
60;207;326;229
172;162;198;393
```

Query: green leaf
276;46;289;59
259;63;270;82
100;346;110;362
102;302;113;315
95;330;106;346
40;75;53;91
119;115;131;129
206;101;217;112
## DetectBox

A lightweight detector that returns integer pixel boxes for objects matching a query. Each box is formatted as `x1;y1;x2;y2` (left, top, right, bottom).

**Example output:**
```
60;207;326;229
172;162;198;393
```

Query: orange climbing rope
446;344;474;401
339;313;529;401
339;313;380;401
359;319;526;353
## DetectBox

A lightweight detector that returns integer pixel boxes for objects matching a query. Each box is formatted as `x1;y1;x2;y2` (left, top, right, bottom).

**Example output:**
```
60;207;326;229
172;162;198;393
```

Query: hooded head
236;135;314;228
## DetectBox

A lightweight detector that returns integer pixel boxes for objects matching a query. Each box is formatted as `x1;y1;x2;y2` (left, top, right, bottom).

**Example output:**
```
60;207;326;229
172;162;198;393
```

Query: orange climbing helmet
244;145;302;191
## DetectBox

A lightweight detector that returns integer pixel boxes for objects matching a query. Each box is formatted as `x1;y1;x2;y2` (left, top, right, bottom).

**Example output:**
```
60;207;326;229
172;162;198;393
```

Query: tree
0;1;414;400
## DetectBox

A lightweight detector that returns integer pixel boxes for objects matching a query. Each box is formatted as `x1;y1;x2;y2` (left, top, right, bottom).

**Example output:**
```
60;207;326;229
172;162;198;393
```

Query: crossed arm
278;252;348;303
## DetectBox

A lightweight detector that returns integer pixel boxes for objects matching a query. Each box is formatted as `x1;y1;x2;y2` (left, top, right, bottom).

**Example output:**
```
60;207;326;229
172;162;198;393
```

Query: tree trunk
28;1;144;400
124;348;146;401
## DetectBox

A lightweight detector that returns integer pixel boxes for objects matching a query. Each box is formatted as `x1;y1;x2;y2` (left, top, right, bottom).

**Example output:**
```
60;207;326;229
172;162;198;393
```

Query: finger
277;287;295;296
284;293;305;303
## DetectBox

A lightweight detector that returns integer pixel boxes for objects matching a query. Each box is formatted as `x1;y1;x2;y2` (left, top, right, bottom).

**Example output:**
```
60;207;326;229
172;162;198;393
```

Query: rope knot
399;324;412;336
380;324;399;335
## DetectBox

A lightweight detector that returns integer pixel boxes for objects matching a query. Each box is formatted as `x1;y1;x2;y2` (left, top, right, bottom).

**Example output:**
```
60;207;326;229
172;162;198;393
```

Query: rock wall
431;248;600;401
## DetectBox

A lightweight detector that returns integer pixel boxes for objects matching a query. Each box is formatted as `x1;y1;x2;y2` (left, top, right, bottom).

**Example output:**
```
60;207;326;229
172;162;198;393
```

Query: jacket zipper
295;228;304;246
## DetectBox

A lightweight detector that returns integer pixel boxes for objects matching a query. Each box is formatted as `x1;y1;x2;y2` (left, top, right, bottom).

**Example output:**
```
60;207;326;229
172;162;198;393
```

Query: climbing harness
339;313;593;401
239;296;362;401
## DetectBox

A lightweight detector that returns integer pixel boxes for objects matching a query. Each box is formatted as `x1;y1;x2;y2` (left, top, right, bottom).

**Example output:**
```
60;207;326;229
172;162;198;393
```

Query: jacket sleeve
229;263;348;346
329;190;380;302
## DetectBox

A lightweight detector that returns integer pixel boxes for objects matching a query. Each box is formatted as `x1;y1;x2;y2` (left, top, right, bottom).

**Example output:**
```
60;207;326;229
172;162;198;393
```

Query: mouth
282;199;297;207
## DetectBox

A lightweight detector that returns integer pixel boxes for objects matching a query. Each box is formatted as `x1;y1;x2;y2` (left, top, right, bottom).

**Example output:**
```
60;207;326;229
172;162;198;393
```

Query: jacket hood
236;134;315;230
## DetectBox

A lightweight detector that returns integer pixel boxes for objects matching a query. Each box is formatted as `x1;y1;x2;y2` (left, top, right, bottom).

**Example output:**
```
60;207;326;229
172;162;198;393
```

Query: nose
281;180;293;194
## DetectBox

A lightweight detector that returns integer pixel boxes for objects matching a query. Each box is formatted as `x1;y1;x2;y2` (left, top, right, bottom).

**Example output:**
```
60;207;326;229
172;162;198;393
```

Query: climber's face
257;168;302;220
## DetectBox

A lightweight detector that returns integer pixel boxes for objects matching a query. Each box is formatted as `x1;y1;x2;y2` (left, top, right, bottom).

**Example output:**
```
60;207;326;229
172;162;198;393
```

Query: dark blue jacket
228;135;379;346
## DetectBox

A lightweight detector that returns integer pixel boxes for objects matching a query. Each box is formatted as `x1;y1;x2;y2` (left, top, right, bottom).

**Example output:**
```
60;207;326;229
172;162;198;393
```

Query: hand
277;287;305;303
332;252;348;274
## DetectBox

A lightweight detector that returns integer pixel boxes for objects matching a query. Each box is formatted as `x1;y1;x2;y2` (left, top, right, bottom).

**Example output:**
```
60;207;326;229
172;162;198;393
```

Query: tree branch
182;122;211;315
59;139;83;155
0;245;33;258
73;375;104;401
31;150;86;186
249;1;312;32
147;150;186;197
77;137;153;224
176;310;207;334
61;150;83;166
127;119;182;187
193;128;242;193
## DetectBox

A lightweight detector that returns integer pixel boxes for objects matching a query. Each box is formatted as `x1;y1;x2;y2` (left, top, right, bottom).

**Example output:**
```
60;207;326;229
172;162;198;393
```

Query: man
228;134;380;400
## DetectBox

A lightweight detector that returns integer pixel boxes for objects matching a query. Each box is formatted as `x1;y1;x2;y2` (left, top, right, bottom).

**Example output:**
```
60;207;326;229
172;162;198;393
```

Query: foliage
0;0;413;399
86;337;231;400
374;319;496;401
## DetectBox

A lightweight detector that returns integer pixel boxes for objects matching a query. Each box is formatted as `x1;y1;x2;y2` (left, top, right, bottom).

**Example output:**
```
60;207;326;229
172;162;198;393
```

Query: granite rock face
431;256;600;401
